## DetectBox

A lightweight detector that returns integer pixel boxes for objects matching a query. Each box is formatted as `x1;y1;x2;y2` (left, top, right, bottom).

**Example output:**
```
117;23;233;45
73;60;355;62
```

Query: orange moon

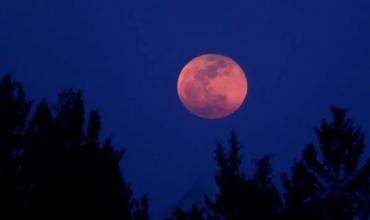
177;54;248;119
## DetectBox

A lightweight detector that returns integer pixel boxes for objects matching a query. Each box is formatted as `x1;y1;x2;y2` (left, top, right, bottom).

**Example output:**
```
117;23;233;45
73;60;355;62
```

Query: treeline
0;74;148;219
0;74;369;220
167;110;370;220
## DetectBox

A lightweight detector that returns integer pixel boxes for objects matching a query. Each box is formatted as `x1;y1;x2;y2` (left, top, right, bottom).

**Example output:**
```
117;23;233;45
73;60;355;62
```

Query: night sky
1;0;370;219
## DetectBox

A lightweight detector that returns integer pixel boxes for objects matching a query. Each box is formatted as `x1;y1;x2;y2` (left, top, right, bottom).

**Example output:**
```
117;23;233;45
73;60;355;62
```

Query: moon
177;54;248;119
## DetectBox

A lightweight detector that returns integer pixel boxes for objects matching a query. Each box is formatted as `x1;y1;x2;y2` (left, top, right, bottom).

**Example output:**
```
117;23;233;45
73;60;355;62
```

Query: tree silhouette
133;194;150;220
0;74;148;219
2;74;370;220
160;107;370;220
206;132;281;220
282;107;370;220
205;132;246;220
167;132;281;220
168;132;281;220
0;74;31;217
165;203;206;220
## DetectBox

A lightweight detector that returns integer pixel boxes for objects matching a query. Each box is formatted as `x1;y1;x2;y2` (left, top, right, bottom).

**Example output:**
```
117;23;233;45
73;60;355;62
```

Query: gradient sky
1;0;370;219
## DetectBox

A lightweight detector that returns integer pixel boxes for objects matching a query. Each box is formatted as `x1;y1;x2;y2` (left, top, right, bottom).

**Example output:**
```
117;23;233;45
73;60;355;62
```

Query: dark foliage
134;195;150;220
0;74;148;219
205;131;281;220
0;74;31;217
1;74;370;220
167;132;281;220
281;107;370;220
168;109;370;220
165;203;206;220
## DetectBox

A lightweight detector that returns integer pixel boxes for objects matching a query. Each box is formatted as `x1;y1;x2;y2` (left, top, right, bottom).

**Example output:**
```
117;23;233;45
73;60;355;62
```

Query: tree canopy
1;74;370;220
0;74;148;219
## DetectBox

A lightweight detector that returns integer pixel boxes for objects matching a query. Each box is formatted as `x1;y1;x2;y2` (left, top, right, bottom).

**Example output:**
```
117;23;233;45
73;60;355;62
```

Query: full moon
177;54;248;119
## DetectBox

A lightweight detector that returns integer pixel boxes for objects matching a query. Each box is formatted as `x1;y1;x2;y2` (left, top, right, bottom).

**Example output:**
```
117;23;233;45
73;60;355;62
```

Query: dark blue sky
1;0;370;219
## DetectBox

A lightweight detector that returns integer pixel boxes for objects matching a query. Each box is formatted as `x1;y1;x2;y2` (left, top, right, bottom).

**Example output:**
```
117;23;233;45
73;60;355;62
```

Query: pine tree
0;74;31;217
0;74;148;219
206;131;281;220
134;195;150;220
206;132;246;220
282;107;370;220
165;203;206;220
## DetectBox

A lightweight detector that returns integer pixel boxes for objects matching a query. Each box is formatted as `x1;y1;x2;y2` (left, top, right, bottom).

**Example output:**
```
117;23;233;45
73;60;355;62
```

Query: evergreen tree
0;74;147;219
249;155;281;219
281;107;370;220
133;195;150;220
4;73;370;220
206;132;246;220
165;203;206;220
206;132;281;220
0;74;31;217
